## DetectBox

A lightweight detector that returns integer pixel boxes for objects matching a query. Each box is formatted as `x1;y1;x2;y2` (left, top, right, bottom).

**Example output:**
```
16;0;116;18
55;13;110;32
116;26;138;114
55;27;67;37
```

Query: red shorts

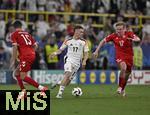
116;58;133;72
19;57;35;72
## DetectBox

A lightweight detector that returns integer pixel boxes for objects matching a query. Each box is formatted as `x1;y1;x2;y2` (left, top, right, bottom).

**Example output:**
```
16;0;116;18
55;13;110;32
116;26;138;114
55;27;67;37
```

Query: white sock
58;85;65;95
38;85;44;90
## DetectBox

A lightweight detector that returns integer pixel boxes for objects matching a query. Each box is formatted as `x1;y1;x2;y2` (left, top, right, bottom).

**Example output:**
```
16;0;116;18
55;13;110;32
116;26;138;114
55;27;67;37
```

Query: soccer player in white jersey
50;26;89;98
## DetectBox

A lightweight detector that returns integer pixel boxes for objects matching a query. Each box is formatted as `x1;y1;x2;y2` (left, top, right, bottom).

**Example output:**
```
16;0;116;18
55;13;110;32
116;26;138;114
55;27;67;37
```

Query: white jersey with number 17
60;38;89;66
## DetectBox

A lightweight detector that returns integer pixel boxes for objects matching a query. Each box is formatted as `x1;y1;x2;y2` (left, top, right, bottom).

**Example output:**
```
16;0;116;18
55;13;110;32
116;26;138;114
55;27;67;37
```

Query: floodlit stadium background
0;0;150;115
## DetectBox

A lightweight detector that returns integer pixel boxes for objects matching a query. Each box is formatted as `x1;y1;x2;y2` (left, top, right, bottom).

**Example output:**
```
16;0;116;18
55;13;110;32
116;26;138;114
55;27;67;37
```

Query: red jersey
104;31;135;61
11;29;36;60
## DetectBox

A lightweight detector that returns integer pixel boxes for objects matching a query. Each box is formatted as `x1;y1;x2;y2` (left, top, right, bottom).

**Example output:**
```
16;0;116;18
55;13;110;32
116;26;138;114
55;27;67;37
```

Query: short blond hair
113;21;126;29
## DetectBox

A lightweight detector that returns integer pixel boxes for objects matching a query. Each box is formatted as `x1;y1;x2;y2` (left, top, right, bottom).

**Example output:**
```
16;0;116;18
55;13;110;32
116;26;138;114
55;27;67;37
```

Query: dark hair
13;20;22;28
74;25;84;31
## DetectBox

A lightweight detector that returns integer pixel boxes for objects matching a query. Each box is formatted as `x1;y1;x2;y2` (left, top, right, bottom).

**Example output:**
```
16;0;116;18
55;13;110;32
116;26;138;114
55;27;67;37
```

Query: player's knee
20;76;25;80
65;71;72;78
120;62;127;72
20;72;26;80
121;67;126;72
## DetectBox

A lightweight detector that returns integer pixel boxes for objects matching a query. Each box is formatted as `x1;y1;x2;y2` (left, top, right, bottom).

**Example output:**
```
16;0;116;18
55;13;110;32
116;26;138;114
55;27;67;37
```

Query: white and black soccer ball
72;87;83;96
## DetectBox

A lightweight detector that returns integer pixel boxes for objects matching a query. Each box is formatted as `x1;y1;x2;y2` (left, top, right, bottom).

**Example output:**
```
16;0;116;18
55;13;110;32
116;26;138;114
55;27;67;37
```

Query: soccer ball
72;87;83;96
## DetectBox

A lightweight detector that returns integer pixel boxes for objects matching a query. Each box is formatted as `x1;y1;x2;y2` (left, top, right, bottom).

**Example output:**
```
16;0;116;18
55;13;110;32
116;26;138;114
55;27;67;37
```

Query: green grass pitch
0;84;150;115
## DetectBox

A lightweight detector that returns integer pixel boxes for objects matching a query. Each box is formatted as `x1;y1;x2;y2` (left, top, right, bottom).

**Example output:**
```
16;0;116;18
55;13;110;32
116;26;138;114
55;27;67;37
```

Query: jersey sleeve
60;39;68;50
104;33;115;42
84;40;89;52
10;32;18;46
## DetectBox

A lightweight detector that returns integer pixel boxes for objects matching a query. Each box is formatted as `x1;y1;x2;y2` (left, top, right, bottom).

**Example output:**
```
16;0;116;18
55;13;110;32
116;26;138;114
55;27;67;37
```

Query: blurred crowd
0;0;149;15
0;0;150;70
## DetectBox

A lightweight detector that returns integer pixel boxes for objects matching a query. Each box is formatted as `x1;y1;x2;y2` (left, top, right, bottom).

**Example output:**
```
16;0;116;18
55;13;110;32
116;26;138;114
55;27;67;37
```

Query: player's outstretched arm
9;45;18;69
92;39;106;59
49;39;67;59
127;34;141;42
49;49;63;59
132;35;141;42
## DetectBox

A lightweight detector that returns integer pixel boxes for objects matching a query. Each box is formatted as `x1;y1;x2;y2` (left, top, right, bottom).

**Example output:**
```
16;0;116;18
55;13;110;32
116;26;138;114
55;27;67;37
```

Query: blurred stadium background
0;0;150;115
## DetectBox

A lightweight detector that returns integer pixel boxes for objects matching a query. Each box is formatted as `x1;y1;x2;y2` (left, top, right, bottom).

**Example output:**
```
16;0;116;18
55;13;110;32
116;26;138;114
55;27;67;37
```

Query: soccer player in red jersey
93;22;140;96
10;20;48;99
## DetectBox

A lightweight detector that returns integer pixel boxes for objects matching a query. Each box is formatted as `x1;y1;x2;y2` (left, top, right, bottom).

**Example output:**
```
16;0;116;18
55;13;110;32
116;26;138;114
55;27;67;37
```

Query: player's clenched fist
92;51;99;60
49;52;57;59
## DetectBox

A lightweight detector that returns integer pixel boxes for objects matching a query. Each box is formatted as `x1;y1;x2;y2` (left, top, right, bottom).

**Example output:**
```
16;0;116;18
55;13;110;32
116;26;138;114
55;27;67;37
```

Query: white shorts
64;61;80;80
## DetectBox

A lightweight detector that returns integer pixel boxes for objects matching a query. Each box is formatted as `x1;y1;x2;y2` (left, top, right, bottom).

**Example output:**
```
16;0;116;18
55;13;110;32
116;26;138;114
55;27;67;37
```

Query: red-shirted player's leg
20;72;39;88
19;61;39;88
13;66;25;90
19;60;48;97
122;64;132;91
13;67;27;100
23;76;39;88
117;61;127;94
21;72;48;97
16;75;25;90
122;71;131;91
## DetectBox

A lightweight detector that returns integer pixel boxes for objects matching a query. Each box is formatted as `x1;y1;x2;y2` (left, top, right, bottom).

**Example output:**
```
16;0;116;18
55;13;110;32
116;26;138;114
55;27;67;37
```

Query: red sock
119;77;126;88
23;76;39;88
119;77;123;87
122;77;129;90
16;75;25;90
122;81;127;90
